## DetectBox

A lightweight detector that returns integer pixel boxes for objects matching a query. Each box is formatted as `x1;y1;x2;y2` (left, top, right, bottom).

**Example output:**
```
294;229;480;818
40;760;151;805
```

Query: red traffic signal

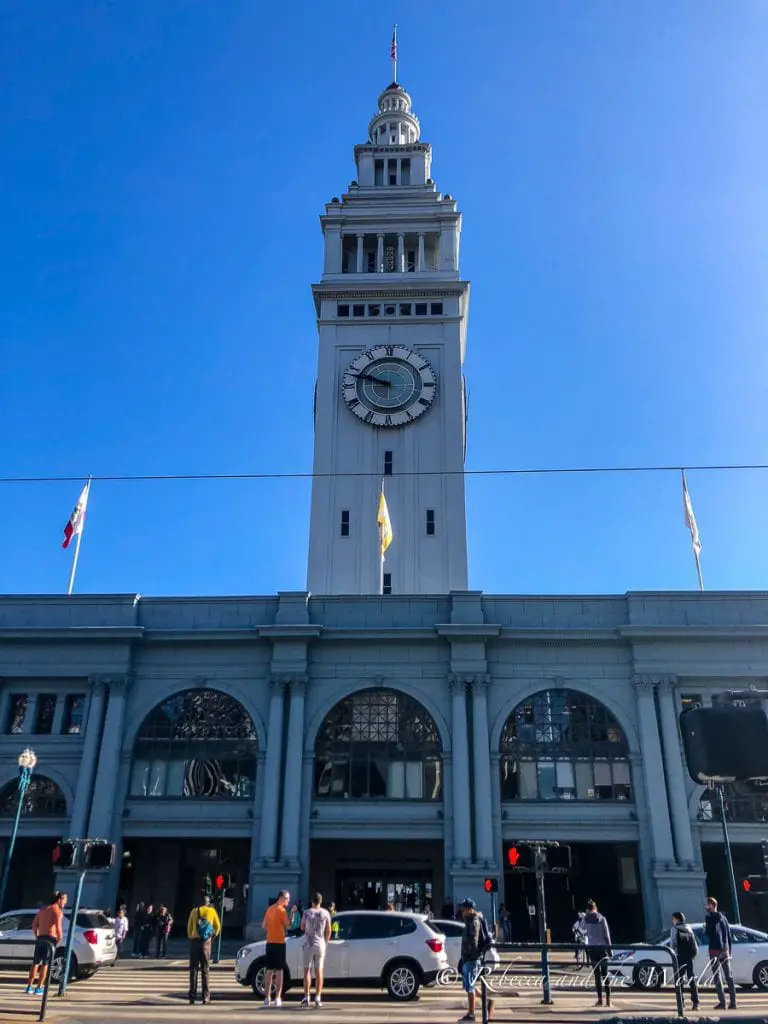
215;874;225;890
742;875;768;894
743;879;752;892
484;878;498;893
507;844;535;871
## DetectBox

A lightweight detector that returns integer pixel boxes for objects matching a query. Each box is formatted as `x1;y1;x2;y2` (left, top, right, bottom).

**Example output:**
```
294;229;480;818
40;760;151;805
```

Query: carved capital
88;676;109;696
290;675;308;696
448;674;467;694
91;674;131;696
655;676;678;696
632;674;659;693
270;674;308;692
470;674;491;694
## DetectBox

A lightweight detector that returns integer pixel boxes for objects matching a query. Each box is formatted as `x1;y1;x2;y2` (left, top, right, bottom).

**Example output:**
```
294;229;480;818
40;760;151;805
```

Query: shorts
302;944;326;970
265;942;286;970
33;937;56;965
462;958;482;993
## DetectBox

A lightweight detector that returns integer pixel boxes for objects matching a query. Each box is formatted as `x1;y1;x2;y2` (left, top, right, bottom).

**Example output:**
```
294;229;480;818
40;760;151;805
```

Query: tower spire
390;24;398;83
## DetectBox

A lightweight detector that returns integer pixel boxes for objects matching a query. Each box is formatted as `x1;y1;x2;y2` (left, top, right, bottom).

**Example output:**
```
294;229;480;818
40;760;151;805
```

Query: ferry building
2;80;767;941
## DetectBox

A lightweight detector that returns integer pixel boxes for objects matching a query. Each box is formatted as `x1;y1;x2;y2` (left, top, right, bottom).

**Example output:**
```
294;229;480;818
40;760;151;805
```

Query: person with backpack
582;899;612;1007
457;898;495;1023
186;892;221;1005
669;911;699;1011
704;896;736;1010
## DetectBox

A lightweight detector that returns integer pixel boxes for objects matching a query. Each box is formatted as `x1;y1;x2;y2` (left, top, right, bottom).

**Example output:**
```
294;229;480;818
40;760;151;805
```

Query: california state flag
62;482;90;549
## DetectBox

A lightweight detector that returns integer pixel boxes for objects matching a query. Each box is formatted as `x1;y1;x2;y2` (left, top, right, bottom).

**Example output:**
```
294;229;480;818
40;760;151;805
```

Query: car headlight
609;951;634;964
236;947;250;961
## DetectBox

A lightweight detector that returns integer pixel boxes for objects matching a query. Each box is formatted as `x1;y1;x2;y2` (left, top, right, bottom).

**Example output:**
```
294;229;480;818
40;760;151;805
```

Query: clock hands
353;372;392;386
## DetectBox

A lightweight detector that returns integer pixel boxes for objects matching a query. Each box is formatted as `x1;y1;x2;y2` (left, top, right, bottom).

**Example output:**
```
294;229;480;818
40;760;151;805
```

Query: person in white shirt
300;893;332;1007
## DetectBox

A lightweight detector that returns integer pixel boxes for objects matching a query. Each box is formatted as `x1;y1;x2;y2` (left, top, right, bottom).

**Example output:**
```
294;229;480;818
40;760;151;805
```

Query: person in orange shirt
261;890;290;1007
27;892;67;995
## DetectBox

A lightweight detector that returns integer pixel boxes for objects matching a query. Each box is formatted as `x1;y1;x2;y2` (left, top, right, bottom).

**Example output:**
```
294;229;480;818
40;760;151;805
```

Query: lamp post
0;748;37;912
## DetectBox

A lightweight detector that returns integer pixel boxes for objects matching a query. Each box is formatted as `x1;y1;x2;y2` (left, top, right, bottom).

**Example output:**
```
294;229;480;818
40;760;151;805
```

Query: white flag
682;470;701;556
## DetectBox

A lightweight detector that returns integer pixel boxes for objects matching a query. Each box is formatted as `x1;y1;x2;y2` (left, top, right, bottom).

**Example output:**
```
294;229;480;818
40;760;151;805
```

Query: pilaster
470;675;495;866
448;675;471;865
280;677;307;864
657;677;696;866
67;678;108;839
257;677;288;862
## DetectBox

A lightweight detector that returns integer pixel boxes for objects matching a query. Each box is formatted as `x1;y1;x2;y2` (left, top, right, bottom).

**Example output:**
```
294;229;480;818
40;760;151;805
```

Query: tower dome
368;83;420;145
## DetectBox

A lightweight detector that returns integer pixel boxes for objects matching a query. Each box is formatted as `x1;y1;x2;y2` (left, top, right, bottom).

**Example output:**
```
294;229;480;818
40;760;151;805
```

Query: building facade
2;81;767;941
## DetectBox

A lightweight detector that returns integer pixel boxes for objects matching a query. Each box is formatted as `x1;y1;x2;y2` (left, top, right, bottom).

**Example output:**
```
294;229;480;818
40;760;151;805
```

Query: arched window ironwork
0;775;66;817
129;689;257;799
499;689;632;802
698;782;768;823
314;689;442;801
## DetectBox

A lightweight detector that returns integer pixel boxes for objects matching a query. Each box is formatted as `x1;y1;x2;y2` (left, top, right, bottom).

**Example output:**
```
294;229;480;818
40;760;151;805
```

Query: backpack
196;909;214;941
478;915;494;955
676;927;698;961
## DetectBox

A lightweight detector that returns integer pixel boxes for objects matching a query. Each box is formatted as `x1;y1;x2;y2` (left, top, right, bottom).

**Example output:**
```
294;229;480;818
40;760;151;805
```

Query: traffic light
545;845;572;874
215;874;225;891
483;878;498;893
507;844;535;872
52;840;78;869
742;875;768;895
83;841;115;870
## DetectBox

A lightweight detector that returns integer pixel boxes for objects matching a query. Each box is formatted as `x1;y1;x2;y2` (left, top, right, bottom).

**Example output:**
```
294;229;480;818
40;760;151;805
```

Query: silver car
0;906;117;981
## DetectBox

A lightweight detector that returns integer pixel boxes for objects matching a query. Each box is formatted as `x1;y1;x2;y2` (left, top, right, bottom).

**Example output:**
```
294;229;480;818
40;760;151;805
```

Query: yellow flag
378;489;393;556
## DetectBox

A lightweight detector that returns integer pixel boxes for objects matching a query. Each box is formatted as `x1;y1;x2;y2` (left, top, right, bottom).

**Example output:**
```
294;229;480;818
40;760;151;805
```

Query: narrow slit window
399;303;412;316
426;509;436;535
34;695;57;735
400;159;411;185
374;160;384;187
430;302;444;315
337;304;350;317
415;303;428;316
383;451;393;476
340;510;350;537
382;573;392;595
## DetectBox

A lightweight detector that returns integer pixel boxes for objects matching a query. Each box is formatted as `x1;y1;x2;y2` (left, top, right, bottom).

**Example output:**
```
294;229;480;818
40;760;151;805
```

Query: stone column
449;677;472;864
258;678;286;862
68;680;108;839
87;677;132;841
417;232;425;272
376;233;385;273
471;676;495;864
657;678;696;865
397;233;405;273
633;676;675;866
280;678;306;863
22;695;38;734
356;233;364;273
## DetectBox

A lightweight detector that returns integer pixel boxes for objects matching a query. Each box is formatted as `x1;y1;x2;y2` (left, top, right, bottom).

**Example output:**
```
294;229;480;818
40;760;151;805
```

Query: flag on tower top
62;481;90;549
682;470;701;556
390;25;398;64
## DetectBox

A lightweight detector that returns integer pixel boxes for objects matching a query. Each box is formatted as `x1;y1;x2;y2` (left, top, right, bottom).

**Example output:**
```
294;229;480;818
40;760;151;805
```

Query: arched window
499;689;632;802
315;689;442;800
698;782;768;823
0;775;66;817
129;689;257;799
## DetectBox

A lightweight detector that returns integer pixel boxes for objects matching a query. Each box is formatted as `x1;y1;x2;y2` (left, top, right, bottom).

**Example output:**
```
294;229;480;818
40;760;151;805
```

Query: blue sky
2;1;767;597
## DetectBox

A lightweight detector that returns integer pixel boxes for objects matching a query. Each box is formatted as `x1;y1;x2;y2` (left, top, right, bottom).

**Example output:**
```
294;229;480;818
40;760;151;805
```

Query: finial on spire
390;24;398;83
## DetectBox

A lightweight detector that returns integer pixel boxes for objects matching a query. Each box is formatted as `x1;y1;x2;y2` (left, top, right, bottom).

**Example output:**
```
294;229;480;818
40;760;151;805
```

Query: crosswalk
2;959;768;1023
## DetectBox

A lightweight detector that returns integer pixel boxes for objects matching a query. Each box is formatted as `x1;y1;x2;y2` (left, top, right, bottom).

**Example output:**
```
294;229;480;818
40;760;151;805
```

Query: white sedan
609;923;768;991
431;918;501;972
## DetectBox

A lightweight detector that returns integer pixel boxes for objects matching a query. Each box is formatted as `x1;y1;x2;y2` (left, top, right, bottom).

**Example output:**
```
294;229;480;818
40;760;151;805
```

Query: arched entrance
0;775;68;908
119;688;258;933
310;688;445;913
499;688;644;941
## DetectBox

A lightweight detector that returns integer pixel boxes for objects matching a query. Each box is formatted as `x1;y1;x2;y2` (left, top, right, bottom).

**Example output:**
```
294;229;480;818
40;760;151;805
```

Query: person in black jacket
670;912;699;1011
704;897;736;1009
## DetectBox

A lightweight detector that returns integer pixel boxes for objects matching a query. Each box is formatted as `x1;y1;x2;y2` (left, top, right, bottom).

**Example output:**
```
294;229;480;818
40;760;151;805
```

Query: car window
75;912;112;929
745;929;768;943
435;921;463;937
348;914;400;940
693;928;706;945
0;915;20;931
330;916;352;941
16;914;36;931
731;928;751;944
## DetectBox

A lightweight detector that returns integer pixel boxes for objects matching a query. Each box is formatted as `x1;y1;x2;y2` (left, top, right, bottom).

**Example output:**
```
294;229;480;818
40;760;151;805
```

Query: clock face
341;346;438;427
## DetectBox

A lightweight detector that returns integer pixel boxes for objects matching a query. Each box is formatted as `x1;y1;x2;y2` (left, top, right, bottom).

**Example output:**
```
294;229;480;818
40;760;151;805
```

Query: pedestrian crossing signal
545;845;572;874
52;840;77;868
83;841;115;870
507;844;535;872
484;878;498;893
742;875;768;894
215;874;225;890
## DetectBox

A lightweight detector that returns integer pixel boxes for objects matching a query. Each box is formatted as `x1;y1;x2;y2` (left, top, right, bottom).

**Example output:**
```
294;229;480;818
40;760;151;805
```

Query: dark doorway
309;838;444;914
118;838;250;936
703;842;768;932
503;842;644;943
0;838;56;910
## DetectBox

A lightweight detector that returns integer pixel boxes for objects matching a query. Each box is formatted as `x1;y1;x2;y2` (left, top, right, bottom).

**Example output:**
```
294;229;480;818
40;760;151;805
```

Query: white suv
0;907;117;981
235;910;448;1001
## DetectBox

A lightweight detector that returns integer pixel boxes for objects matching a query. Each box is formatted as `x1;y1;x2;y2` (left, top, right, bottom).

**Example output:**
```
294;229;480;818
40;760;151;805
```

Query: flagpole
380;553;385;596
693;549;704;592
681;469;704;592
67;477;91;596
392;24;397;82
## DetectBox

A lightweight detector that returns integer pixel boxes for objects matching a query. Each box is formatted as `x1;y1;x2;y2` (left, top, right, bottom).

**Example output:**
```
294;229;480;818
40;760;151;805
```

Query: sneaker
315;999;323;1008
458;1015;475;1023
35;988;45;996
274;998;282;1007
25;985;33;995
263;997;273;1007
300;998;310;1007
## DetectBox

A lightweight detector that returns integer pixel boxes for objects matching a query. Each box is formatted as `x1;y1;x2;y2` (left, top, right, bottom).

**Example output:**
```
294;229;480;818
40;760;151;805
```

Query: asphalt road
2;958;768;1024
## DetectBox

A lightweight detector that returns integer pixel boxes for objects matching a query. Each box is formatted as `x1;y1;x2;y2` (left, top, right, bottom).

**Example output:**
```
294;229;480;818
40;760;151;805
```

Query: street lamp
0;748;37;912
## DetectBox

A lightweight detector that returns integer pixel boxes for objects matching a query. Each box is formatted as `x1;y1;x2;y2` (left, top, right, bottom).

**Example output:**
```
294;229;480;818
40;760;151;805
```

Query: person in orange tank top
27;892;67;995
261;890;290;1007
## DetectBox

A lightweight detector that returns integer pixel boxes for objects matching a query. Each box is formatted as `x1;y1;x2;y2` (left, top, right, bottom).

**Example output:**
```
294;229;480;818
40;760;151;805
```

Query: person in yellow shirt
186;892;221;1005
261;890;291;1007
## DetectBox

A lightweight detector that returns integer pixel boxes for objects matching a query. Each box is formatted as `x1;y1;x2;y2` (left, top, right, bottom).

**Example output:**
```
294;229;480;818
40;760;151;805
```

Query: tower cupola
368;83;420;146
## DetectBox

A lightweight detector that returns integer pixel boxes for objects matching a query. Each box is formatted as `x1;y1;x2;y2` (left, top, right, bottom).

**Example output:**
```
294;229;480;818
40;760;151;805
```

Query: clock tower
307;81;470;595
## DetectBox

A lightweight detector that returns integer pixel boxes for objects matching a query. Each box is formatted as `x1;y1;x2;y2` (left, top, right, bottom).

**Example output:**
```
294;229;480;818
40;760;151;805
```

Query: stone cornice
258;625;322;641
437;625;501;642
619;625;768;642
0;628;144;642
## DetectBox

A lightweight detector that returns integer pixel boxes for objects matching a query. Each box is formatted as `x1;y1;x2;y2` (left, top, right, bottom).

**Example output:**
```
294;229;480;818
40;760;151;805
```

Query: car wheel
385;962;420;1001
633;961;663;989
249;960;291;998
51;953;79;984
752;960;768;991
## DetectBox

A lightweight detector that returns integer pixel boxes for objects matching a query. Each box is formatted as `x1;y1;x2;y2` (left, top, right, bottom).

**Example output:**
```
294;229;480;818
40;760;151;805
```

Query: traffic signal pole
714;784;742;924
534;849;552;1005
58;869;85;997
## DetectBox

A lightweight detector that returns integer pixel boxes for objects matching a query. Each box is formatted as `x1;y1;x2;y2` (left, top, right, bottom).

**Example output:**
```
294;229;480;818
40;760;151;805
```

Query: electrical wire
0;463;766;484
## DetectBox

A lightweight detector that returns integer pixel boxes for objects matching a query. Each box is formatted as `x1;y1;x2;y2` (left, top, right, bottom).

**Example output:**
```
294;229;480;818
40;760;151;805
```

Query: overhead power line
0;463;767;485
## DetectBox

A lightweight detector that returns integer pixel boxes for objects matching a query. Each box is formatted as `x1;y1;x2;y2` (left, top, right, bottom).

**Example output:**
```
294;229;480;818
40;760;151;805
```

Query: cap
461;898;476;909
